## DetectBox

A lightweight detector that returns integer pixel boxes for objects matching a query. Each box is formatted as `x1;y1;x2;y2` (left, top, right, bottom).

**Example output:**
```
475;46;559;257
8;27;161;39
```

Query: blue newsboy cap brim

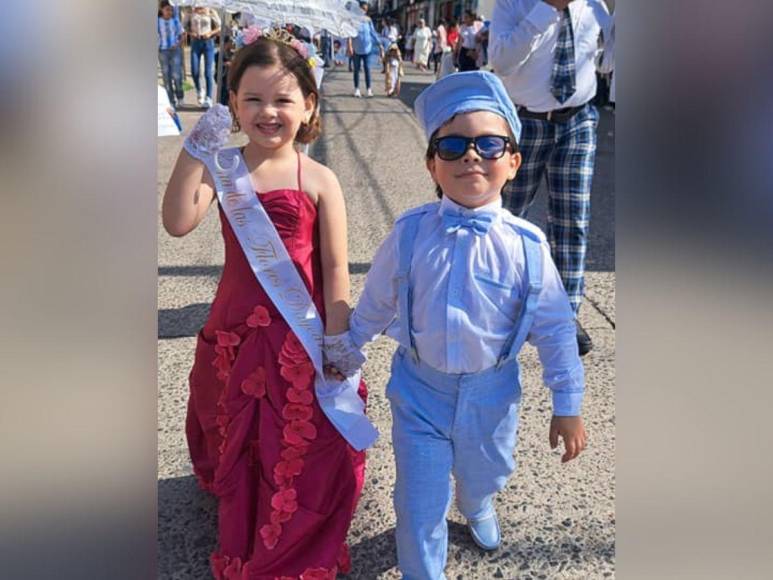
414;71;521;143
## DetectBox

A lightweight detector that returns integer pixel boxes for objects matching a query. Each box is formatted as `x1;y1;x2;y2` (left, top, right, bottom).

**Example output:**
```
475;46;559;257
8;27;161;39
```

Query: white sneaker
366;88;373;98
197;90;205;106
204;96;213;109
353;88;362;98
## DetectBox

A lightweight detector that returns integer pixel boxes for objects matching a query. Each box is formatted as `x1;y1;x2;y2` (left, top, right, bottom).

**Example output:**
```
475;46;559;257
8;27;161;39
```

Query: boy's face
426;111;522;209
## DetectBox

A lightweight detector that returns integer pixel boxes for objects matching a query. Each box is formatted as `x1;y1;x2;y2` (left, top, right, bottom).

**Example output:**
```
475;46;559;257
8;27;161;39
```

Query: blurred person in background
158;0;185;109
437;19;458;78
456;9;483;72
404;25;415;62
320;29;334;67
333;39;347;66
489;0;611;355
383;42;404;96
432;19;448;75
347;1;383;98
412;18;432;71
184;2;221;108
214;23;234;106
381;17;400;44
475;17;490;69
380;17;400;72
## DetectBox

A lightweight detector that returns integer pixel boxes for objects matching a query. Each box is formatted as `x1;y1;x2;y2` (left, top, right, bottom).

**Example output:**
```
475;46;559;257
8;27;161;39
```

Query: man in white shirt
489;0;611;355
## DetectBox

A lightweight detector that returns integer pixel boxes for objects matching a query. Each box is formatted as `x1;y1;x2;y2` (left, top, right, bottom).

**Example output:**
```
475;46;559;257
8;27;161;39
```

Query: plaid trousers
502;103;599;313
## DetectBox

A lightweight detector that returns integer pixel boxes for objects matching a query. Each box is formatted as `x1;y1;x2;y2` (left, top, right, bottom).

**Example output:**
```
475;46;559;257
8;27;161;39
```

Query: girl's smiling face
230;64;315;150
426;111;521;209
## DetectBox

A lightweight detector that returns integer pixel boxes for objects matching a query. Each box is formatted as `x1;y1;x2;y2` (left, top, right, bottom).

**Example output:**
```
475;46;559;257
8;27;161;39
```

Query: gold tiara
263;28;298;47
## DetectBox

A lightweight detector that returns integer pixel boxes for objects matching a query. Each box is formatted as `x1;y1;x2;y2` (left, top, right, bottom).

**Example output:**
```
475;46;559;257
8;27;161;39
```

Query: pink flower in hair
290;38;309;59
242;25;262;46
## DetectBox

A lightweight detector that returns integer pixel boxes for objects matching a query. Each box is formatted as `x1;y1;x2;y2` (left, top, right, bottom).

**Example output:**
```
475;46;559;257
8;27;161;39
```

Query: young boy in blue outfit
324;71;587;580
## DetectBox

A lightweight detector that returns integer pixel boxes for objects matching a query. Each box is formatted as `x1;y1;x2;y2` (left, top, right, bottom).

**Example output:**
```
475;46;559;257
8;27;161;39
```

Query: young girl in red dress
162;28;367;579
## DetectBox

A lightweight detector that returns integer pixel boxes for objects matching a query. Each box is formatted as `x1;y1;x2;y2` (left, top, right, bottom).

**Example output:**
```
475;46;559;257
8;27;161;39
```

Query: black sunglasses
431;134;512;161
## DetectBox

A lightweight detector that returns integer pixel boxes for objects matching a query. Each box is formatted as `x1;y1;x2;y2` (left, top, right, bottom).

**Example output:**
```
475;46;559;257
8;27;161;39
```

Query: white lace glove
323;332;367;378
183;104;232;160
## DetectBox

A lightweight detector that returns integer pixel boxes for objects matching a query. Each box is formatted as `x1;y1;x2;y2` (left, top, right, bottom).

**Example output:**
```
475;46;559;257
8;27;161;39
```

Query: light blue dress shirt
349;196;585;415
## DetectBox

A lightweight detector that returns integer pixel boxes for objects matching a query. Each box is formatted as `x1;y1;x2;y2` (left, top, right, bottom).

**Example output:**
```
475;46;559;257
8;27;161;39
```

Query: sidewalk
158;66;615;579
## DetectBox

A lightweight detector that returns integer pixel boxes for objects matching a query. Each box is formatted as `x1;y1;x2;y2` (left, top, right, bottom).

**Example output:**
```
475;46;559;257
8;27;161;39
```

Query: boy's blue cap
414;71;521;142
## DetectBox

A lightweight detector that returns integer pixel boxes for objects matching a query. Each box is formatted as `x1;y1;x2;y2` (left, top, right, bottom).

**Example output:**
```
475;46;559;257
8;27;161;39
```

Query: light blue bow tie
442;212;495;236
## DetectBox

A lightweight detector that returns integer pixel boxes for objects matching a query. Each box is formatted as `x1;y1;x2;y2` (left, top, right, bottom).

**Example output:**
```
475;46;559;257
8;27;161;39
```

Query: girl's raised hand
183;104;233;160
163;105;230;237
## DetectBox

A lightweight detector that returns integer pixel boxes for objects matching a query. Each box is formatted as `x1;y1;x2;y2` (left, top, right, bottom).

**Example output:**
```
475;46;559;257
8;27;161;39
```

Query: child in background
384;42;404;97
163;27;371;578
324;71;587;579
333;39;346;66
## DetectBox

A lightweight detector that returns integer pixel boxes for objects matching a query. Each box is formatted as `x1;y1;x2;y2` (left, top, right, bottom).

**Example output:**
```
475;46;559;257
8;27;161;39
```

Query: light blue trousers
387;347;522;580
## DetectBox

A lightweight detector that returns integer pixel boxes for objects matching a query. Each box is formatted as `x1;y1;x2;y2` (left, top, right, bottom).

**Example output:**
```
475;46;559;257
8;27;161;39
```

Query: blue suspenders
397;214;424;362
395;213;543;370
496;234;543;368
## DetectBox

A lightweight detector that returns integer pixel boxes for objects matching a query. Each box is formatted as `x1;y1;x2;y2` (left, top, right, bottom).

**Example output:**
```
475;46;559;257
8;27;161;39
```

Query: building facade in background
370;0;613;34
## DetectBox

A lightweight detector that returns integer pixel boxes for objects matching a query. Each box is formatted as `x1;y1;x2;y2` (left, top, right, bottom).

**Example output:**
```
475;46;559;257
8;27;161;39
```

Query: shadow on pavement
345;528;398;578
159;265;223;277
395;80;431;111
158;475;217;579
159;303;210;339
344;519;614;577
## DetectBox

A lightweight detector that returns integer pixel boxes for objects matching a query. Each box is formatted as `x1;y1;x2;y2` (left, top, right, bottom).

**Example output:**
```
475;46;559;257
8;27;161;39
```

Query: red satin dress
185;153;366;579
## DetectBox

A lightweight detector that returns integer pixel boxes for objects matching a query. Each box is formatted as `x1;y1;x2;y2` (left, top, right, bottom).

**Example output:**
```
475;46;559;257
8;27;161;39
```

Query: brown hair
227;37;321;144
425;119;520;199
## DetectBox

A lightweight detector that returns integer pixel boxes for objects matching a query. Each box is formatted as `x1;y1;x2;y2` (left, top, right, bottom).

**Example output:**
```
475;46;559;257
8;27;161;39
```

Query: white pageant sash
202;147;379;451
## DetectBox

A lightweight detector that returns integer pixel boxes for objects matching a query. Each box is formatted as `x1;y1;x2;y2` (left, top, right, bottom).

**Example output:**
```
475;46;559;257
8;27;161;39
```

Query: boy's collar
439;195;502;216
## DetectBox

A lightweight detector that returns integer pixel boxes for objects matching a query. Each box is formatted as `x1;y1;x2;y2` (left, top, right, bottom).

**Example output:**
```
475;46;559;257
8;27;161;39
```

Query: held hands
324;364;346;382
323;333;366;380
183;104;232;160
549;415;587;463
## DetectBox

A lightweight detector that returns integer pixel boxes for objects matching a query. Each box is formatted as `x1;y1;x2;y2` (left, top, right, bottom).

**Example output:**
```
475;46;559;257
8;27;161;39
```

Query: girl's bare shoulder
300;154;342;204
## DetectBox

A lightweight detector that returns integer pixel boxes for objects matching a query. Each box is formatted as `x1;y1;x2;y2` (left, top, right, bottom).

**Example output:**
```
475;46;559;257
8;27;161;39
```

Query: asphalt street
158;66;615;579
